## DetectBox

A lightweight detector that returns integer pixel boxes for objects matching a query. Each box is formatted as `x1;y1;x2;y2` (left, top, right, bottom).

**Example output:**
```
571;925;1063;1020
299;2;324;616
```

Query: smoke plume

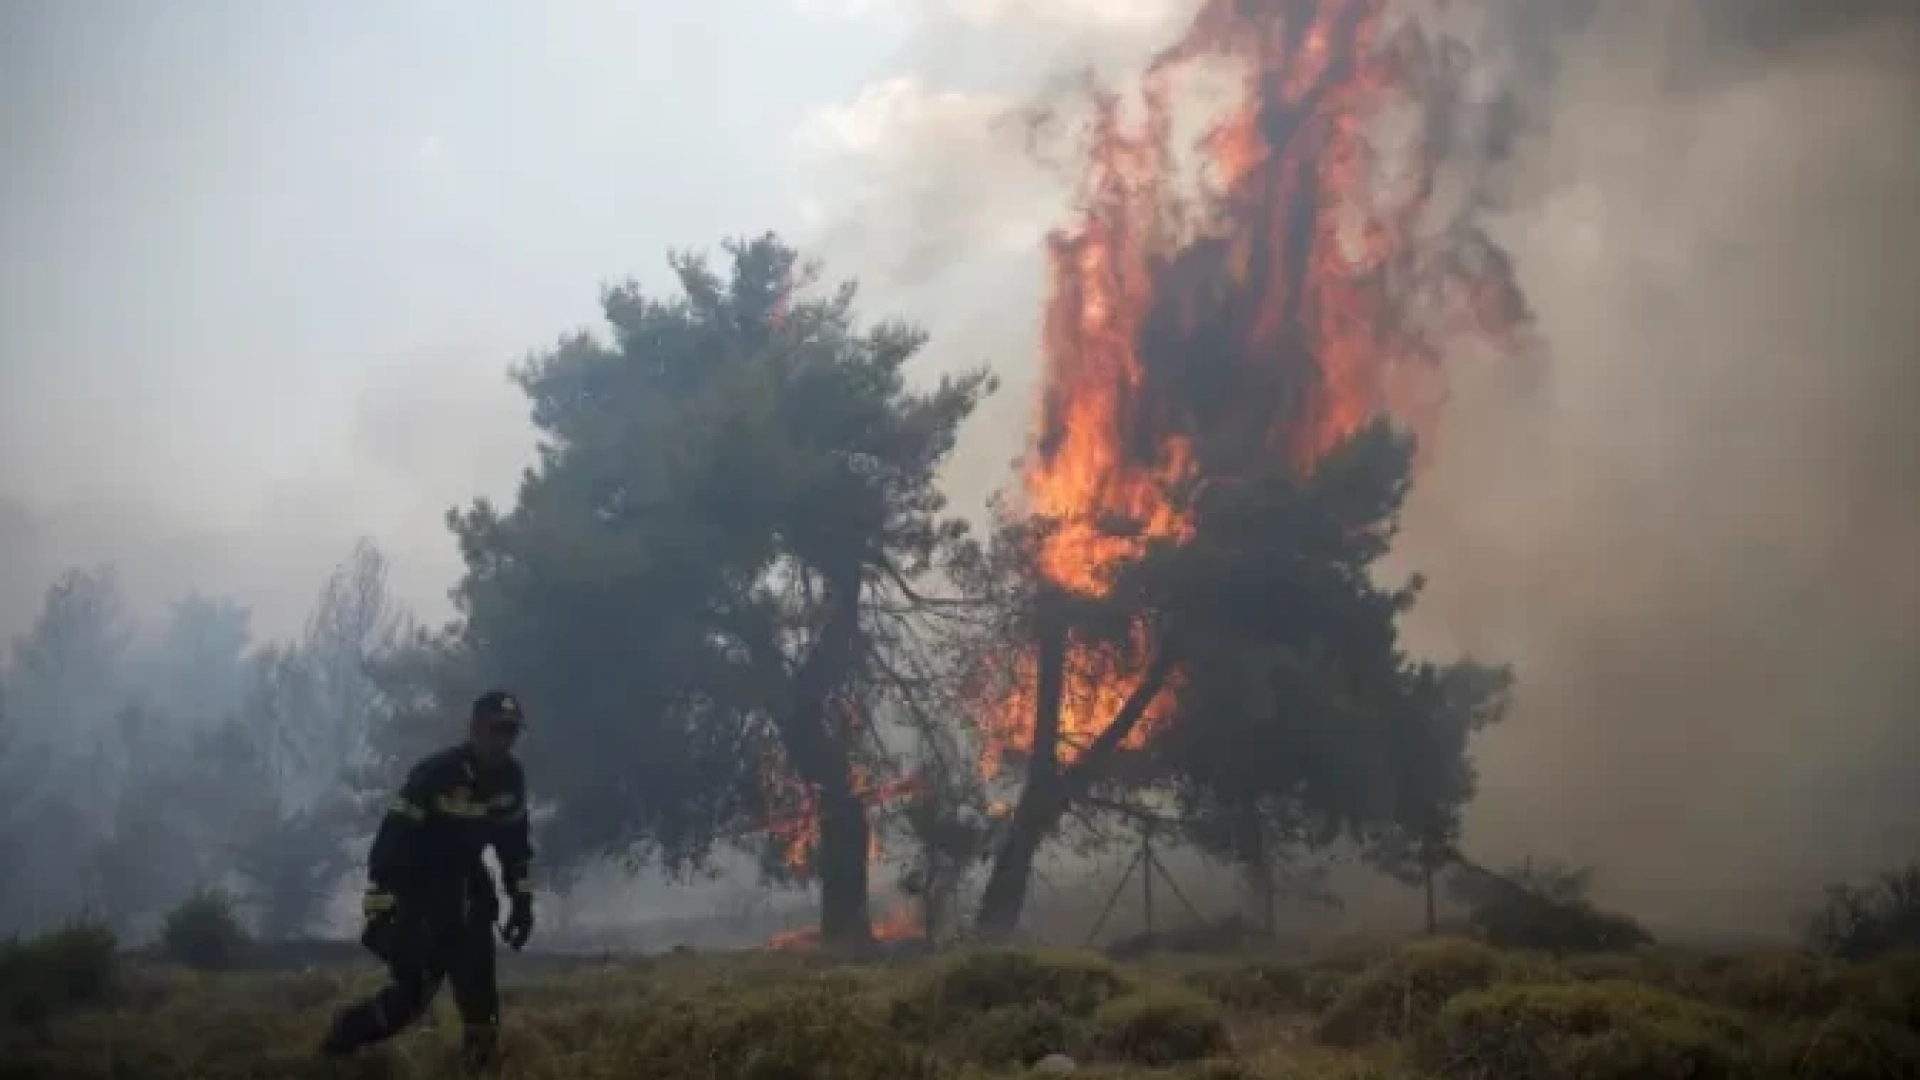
802;0;1918;938
1396;0;1920;933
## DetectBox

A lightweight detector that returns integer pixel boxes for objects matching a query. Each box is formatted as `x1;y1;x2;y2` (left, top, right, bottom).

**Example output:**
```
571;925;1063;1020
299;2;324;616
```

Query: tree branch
880;558;993;610
1062;642;1176;798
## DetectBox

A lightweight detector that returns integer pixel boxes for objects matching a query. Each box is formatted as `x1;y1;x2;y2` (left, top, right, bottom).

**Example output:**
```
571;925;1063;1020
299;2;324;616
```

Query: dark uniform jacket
368;745;532;922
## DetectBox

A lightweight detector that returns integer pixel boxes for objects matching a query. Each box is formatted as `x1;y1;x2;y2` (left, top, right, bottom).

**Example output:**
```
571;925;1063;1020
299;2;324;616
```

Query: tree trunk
1246;812;1277;938
973;793;1054;939
973;609;1069;941
777;559;875;949
974;614;1177;941
815;781;874;948
921;848;948;944
1422;840;1439;935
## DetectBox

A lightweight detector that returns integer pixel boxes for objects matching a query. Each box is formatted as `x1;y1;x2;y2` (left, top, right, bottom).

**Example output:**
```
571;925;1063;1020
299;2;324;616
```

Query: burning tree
423;236;992;947
959;0;1529;938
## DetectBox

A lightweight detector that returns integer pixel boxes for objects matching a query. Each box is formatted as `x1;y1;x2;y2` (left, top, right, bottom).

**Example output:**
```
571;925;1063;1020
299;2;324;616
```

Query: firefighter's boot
317;1004;378;1059
461;1023;500;1075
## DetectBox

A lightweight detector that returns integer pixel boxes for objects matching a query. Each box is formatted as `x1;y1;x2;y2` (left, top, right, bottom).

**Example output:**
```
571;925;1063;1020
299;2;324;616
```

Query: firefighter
318;690;535;1073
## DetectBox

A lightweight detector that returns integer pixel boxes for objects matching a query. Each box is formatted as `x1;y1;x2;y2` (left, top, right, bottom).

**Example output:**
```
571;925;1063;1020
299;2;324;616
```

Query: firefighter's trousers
324;895;500;1069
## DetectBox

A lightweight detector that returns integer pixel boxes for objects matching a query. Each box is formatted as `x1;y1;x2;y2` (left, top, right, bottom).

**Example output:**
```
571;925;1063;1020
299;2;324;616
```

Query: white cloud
788;0;1191;30
944;0;1187;29
790;74;1060;274
794;76;1012;159
788;0;903;18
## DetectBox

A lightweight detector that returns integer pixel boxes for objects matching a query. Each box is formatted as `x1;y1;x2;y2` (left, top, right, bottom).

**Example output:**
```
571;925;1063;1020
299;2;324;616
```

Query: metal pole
1423;858;1437;935
1084;847;1145;946
1147;846;1208;925
1141;831;1155;937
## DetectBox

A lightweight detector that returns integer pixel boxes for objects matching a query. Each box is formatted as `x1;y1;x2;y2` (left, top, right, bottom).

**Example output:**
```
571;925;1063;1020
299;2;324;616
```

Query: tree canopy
959;421;1514;937
397;234;993;944
355;231;1511;948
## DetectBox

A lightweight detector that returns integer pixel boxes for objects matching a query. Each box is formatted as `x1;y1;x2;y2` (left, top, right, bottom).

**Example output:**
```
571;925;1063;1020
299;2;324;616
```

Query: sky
0;0;1023;636
3;0;1916;936
0;0;1220;639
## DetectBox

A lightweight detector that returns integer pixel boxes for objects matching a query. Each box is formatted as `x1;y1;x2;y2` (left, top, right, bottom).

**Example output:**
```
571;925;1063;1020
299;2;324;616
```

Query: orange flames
988;0;1524;768
760;768;925;875
757;767;928;949
767;899;921;952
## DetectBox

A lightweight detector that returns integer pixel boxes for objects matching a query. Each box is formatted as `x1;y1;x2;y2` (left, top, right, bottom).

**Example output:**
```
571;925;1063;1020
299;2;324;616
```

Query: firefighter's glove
501;891;534;952
362;888;398;925
359;888;404;960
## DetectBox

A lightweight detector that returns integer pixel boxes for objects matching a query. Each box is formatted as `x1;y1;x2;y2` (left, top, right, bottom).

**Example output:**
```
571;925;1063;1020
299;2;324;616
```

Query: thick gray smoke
1397;1;1920;934
805;0;1919;939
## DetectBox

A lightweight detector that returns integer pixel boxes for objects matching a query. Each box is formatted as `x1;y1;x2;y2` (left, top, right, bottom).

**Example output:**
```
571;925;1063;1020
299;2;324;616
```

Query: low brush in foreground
1;930;1916;1079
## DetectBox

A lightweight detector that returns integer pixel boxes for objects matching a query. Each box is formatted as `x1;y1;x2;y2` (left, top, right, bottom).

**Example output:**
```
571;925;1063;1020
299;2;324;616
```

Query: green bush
889;947;1126;1035
1578;946;1912;1026
1419;979;1756;1080
1804;863;1920;961
159;888;251;971
1692;950;1851;1019
1303;968;1352;1011
1453;860;1654;954
1306;935;1403;974
0;918;119;1028
618;985;942;1080
949;1000;1087;1065
1315;937;1543;1046
1181;960;1309;1010
1761;1009;1920;1080
1842;950;1920;1028
1563;952;1650;984
1089;988;1231;1065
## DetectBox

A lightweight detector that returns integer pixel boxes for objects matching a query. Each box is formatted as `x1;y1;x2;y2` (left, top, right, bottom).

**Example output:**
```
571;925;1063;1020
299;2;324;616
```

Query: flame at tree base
756;769;929;950
765;898;921;951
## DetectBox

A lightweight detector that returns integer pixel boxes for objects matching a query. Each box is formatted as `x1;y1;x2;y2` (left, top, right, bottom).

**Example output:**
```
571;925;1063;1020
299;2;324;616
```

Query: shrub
1106;917;1270;959
1307;934;1403;974
617;985;941;1080
1588;947;1909;1025
1315;937;1538;1045
1302;968;1351;1010
1089;988;1231;1065
1691;950;1850;1019
1803;863;1920;961
1563;952;1649;984
1842;950;1920;1028
1181;960;1309;1011
0;918;119;1028
889;947;1125;1035
159;888;251;971
1762;1009;1920;1080
1453;859;1654;954
1419;979;1756;1080
949;1000;1087;1065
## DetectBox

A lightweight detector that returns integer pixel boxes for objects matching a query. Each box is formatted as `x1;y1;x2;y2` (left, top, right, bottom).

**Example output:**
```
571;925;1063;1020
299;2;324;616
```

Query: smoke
0;346;530;646
798;0;1918;938
1396;1;1920;933
786;2;1207;520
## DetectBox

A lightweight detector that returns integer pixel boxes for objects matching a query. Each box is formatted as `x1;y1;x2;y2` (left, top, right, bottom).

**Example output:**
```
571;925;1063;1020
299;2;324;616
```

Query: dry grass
1;931;1917;1079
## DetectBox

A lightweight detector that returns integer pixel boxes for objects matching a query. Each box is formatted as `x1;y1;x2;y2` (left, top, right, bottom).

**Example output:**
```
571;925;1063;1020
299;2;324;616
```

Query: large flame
988;0;1525;769
756;764;929;948
760;767;925;874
